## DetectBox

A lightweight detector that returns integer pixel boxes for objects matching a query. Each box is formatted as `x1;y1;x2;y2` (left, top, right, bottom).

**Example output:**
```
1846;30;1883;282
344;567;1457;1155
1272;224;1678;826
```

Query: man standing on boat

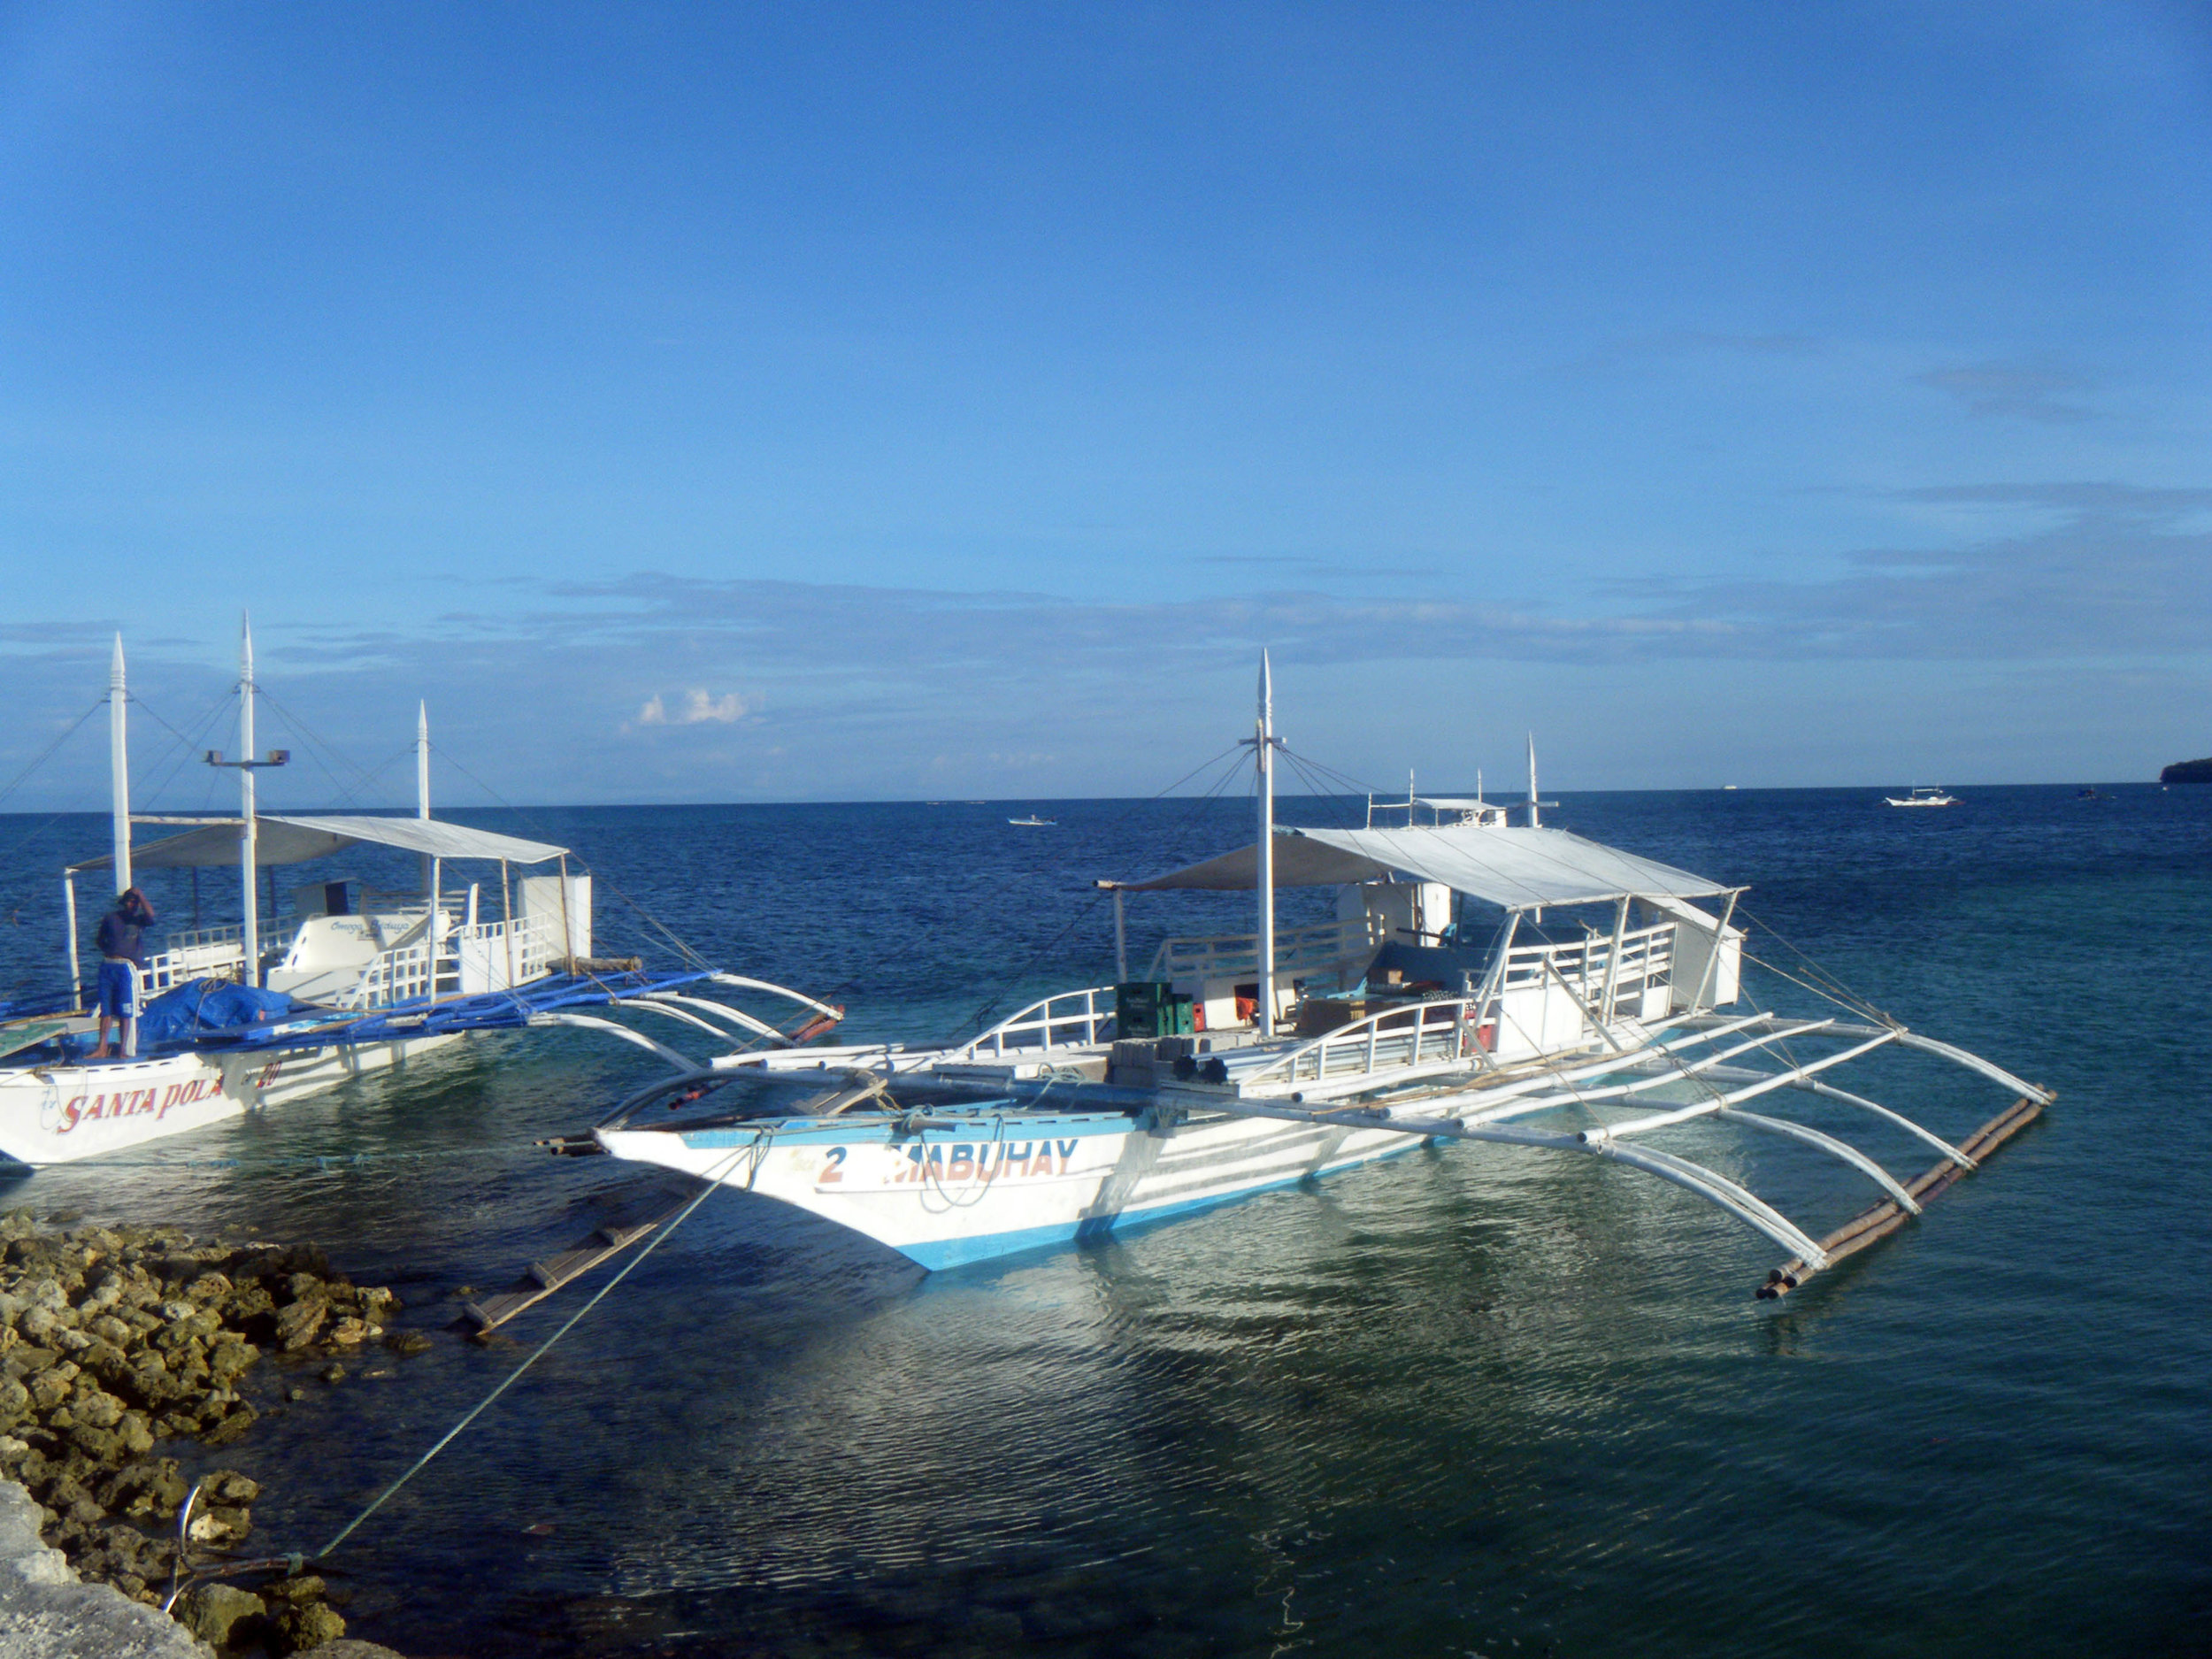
89;887;155;1060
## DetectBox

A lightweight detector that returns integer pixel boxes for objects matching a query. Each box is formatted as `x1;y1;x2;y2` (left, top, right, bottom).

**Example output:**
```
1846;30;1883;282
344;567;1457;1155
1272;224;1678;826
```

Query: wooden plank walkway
464;1203;686;1333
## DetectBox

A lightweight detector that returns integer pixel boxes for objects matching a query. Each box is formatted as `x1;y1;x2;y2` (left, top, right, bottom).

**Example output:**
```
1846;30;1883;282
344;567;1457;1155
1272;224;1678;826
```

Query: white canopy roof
73;814;565;872
1105;823;1732;910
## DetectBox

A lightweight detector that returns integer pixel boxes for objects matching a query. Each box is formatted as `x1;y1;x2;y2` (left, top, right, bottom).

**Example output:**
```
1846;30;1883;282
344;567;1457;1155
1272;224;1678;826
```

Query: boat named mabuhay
580;657;2048;1301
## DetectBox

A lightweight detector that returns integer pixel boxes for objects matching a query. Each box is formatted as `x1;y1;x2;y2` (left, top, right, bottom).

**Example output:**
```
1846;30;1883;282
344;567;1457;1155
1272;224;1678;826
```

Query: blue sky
2;2;2208;809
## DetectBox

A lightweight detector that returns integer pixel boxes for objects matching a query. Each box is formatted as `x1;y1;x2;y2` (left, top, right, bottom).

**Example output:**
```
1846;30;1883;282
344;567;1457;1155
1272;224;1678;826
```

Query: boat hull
598;1107;1427;1270
0;1033;465;1165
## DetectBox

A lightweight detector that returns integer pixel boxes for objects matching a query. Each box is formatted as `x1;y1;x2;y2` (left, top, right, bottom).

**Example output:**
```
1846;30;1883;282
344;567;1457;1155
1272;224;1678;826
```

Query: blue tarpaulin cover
138;979;298;1047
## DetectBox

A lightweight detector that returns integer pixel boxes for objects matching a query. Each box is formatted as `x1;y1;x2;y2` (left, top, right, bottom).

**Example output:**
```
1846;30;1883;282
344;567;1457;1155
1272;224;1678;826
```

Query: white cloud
636;688;748;726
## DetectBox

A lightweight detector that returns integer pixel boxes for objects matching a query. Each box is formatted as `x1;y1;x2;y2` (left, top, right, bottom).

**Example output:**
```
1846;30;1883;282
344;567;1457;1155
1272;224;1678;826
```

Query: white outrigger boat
1885;787;1961;807
573;658;2047;1302
0;627;841;1166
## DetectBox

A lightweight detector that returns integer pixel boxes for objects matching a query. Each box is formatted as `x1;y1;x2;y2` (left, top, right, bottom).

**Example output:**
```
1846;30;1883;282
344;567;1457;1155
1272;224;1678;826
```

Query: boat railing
953;986;1118;1061
458;910;560;985
1498;922;1675;995
1145;917;1382;986
137;919;303;995
336;910;559;1010
334;933;454;1010
1241;995;1486;1088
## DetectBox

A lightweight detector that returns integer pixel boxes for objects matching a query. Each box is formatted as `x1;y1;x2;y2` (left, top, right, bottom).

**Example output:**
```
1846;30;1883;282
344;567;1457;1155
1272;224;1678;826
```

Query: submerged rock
0;1218;428;1654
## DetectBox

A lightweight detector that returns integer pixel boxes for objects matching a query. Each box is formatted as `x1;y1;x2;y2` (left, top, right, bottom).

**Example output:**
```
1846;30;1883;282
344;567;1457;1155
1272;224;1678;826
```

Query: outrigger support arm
1713;1107;1920;1214
640;992;792;1045
706;973;845;1025
611;999;743;1043
1678;1012;2053;1108
1891;1030;2054;1105
1786;1078;1977;1170
528;1011;695;1072
1213;1095;1833;1268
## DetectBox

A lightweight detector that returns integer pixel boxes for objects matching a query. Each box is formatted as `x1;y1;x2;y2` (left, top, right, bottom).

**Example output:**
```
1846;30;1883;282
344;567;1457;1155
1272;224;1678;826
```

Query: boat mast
1526;733;1540;829
109;634;132;897
239;617;260;986
1256;650;1275;1039
417;702;434;895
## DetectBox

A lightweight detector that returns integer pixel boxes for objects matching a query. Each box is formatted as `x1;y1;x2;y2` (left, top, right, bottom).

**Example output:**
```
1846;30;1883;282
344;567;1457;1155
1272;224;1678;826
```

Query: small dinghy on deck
574;657;2048;1304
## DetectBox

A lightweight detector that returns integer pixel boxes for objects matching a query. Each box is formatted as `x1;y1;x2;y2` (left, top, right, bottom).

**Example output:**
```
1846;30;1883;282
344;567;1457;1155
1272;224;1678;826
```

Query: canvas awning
1103;823;1733;910
72;814;566;873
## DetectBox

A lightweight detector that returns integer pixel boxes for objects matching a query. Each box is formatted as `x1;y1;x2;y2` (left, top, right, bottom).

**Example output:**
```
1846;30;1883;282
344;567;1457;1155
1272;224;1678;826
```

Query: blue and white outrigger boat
0;626;841;1166
587;657;2050;1300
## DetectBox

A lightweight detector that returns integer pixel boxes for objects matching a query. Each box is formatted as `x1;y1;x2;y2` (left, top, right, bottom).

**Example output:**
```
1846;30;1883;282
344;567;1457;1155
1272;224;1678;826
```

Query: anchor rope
314;1141;750;1561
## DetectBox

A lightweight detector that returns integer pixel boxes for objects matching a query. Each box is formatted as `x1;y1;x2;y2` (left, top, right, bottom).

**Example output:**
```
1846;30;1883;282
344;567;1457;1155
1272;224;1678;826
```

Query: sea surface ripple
0;785;2205;1656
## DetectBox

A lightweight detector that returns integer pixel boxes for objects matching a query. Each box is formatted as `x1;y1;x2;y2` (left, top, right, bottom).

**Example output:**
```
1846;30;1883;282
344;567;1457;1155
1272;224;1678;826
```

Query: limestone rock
274;1596;348;1650
274;1298;327;1351
200;1468;261;1505
177;1578;265;1647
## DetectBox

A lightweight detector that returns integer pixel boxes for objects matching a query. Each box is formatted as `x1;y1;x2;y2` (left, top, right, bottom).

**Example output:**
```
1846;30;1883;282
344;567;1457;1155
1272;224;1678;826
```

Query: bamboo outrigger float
568;656;2047;1302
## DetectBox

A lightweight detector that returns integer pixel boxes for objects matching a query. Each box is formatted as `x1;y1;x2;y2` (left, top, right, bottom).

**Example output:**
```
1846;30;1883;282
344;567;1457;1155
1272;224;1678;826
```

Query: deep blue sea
0;784;2206;1658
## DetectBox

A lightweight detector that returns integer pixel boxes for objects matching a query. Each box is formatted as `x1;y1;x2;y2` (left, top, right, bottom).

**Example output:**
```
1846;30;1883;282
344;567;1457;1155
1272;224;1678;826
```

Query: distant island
2161;757;2212;783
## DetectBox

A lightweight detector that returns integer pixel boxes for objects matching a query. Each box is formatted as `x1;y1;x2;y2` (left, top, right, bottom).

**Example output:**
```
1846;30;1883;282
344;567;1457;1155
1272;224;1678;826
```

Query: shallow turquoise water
1;785;2206;1656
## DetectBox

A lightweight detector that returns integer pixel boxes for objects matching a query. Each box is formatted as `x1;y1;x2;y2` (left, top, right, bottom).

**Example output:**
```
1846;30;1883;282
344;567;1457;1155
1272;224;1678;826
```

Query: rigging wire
0;700;104;814
1733;910;1900;1027
252;687;405;807
956;741;1254;1035
1272;741;1386;804
0;702;108;892
420;739;711;970
134;692;237;815
1278;749;1367;828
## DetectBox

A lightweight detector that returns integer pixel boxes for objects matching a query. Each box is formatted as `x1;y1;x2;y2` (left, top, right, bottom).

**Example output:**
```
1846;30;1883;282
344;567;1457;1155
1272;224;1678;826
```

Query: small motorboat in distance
1885;787;1960;807
1007;815;1056;826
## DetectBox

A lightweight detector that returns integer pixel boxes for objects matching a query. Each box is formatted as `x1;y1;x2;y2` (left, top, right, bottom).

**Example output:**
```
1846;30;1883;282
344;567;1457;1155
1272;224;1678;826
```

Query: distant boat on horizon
1007;814;1055;826
1885;787;1960;808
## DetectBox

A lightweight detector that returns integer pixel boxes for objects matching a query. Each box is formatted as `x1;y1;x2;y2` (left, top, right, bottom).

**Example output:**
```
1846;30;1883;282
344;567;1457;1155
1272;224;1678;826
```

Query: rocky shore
0;1209;421;1655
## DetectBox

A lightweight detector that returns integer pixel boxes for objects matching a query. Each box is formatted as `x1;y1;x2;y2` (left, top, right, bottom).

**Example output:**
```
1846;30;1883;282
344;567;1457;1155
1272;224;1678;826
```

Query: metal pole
109;634;132;897
1600;895;1629;1025
1256;650;1275;1038
500;859;516;987
417;702;433;896
1113;888;1126;983
239;617;259;987
63;873;81;1010
557;853;576;975
1686;890;1740;1012
1526;733;1539;829
1473;909;1519;1061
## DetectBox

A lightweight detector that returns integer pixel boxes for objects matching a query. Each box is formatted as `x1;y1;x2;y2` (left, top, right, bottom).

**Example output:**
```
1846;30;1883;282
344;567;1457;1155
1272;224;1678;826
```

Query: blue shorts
97;960;139;1021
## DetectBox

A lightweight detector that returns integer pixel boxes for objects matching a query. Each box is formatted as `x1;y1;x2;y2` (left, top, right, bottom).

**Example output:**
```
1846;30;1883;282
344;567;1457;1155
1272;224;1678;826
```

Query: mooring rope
314;1141;749;1560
